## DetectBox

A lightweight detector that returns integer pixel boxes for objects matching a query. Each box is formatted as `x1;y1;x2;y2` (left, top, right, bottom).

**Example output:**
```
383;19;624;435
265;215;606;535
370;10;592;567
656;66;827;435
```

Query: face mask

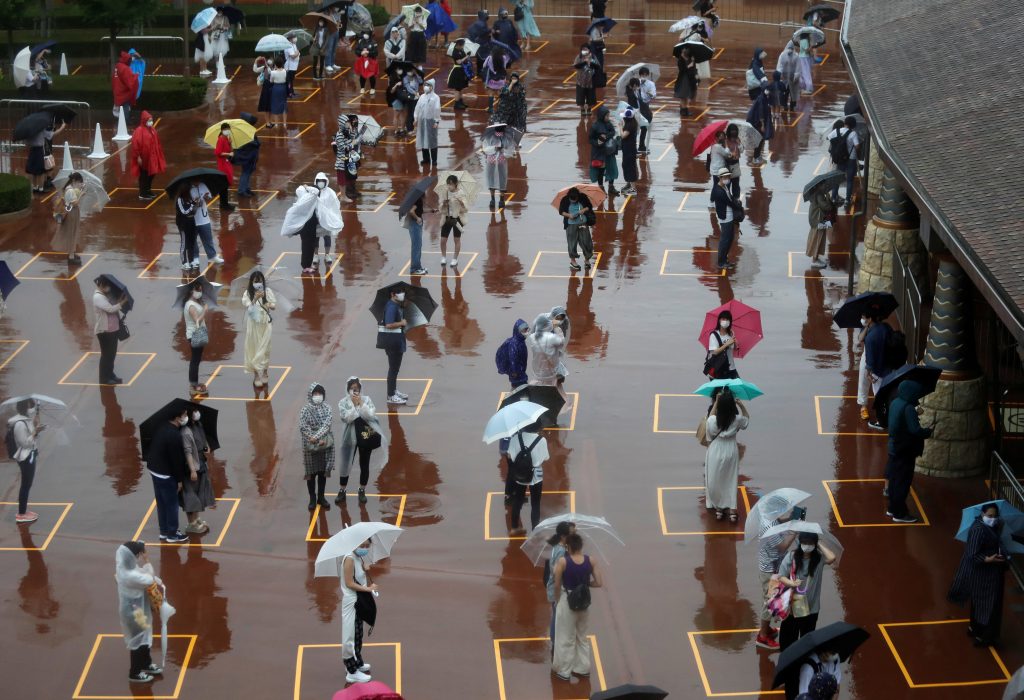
349;388;360;396
760;52;767;59
253;282;264;291
192;290;203;300
179;415;190;426
395;292;405;302
800;544;816;553
860;317;869;326
396;69;404;76
222;130;231;136
355;547;370;557
582;51;590;57
316;181;326;189
146;120;154;127
983;516;998;527
720;320;730;329
424;85;432;92
192;411;201;422
312;395;324;405
26;407;37;418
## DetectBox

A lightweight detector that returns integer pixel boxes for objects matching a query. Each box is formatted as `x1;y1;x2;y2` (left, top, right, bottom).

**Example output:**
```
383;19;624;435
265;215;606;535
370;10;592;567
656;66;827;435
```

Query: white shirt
507;431;548;485
284;45;300;71
639;78;656;103
189;184;212;226
708;328;736;370
183;298;205;339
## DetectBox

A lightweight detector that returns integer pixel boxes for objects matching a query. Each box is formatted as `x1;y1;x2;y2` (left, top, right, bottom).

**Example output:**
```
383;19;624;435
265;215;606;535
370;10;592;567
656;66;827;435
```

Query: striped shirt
758;519;783;573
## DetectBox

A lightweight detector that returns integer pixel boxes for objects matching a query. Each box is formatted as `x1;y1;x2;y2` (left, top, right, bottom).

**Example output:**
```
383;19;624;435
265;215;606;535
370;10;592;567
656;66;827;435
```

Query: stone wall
917;375;988;477
856;169;927;294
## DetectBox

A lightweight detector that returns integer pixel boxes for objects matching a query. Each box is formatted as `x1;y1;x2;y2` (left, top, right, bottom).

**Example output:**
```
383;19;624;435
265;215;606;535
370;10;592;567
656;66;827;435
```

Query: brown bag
696;416;711;446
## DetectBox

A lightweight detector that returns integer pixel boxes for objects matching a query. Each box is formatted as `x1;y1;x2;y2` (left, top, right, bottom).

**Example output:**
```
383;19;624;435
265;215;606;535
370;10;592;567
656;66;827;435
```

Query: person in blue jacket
747;47;768;100
885;380;932;523
233;112;261;198
862;313;893;428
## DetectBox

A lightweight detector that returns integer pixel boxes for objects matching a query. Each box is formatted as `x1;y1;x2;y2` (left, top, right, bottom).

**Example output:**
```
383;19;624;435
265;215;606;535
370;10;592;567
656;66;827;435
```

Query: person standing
806;187;834;269
145;407;189;543
323;10;342;75
551;533;603;681
241;269;276;389
111;51;139;123
426;0;456;48
115;542;165;683
674;46;698;116
354;46;379;96
24;119;62;194
885;381;932;523
482;46;509;114
746;87;773;165
180;408;213;536
340;541;378;684
50;171;83;265
439;174;468;267
213;122;236;211
636;67;656;154
526;314;570;407
333;115;363;203
507;429;546;536
447;38;471;109
299;383;334;511
402;190;427;276
949;502;1009;647
93;276;129;385
414;79;442;168
754;501;797;651
588;105;619;196
493;7;520;47
175;183;200;271
703;388;749;523
573;45;600;118
183;280;210;397
860;312;892;428
383;27;406;69
493;72;528;133
514;0;541;51
710;168;741;271
776;41;800;111
336;377;386;505
189;178;225;265
706;309;740;378
496;319;530;390
284;36;300;98
399;68;424;136
9;398;41;524
378;289;410;405
746;47;769;100
558;187;594;272
267;60;289;128
482;125;512;210
406;6;429;64
234;113;261;198
545;522;575;647
310;17;328;81
130;111;166;200
619;107;639;195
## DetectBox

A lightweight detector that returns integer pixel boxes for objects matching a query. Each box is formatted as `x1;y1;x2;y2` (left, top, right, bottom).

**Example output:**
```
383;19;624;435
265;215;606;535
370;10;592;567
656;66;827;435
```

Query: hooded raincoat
129;112;166;178
337;384;389;480
467;11;491;43
281;175;343;238
414;80;442;149
299;383;335;478
482;130;514;190
116;545;158;650
112;51;139;109
525;313;567;385
497;318;530;386
425;1;457;38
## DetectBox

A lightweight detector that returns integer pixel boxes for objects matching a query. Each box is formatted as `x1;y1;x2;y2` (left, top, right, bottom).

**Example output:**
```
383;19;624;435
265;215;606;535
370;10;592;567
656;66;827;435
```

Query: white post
211;53;231;85
59;53;69;76
59;141;73;173
87;123;109;159
112;106;131;142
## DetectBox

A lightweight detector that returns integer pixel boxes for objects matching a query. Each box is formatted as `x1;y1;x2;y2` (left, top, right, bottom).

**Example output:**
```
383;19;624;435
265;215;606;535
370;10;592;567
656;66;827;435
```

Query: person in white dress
704;388;749;523
241;270;276;390
340;544;378;684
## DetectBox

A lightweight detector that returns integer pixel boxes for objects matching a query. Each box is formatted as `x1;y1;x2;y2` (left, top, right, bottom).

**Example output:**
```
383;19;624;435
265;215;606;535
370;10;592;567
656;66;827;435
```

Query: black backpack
828;128;850;168
885;329;908;371
5;419;25;460
508;432;541;483
566;580;592;611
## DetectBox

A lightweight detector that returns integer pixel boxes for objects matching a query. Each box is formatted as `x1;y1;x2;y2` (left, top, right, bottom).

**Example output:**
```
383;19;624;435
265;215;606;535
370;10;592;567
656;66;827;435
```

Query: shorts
759;569;775;622
440;216;462;239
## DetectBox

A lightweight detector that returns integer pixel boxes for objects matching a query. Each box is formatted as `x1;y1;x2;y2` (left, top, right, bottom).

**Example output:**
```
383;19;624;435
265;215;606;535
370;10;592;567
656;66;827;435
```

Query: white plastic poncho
115;545;176;664
525;313;567;385
280;173;343;238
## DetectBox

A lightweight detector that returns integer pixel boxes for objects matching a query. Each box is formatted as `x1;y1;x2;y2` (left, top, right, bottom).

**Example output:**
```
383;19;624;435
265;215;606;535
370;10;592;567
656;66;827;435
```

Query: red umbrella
333;681;402;700
698;300;763;359
691;119;728;157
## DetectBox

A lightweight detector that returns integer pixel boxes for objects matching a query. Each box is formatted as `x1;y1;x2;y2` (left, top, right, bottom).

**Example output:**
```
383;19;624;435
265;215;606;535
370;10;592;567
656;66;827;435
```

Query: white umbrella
1003;666;1024;700
355;114;384;146
13;47;31;88
314;521;403;576
614;100;649;128
483;402;547;444
255;33;292;53
743;487;813;542
226;265;300;313
669;16;705;33
760;520;844;566
434;170;480;205
521;513;624;565
0;394;78;446
448;38;480;57
53;170;110;217
615;62;661;100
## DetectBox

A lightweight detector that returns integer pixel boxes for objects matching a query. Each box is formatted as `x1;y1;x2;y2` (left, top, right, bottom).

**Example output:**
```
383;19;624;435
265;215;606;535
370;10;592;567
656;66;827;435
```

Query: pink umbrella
698;300;763;359
333;682;402;700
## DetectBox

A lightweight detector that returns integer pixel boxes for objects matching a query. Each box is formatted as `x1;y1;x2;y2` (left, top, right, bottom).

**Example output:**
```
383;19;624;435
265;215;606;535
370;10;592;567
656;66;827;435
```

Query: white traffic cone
59;141;73;173
211;53;231;85
87;123;109;159
112;106;131;142
59;53;69;76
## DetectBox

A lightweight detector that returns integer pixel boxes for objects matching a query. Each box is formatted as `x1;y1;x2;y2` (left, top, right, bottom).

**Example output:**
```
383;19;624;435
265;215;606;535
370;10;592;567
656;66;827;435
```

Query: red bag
591;159;605;168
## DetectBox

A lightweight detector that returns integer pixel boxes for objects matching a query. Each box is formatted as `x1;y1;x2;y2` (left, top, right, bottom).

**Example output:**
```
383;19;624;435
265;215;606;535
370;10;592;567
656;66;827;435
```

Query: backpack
828;128;850;168
508;432;541;484
514;4;525;21
5;420;25;460
495;337;516;376
885;329;908;371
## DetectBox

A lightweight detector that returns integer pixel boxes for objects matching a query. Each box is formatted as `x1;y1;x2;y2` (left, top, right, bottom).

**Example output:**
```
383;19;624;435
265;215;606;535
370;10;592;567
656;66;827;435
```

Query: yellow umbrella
203;119;256;149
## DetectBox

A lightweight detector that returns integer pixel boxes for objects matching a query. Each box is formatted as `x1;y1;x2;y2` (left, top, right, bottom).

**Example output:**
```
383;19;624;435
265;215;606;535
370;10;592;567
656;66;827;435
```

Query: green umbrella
695;378;763;401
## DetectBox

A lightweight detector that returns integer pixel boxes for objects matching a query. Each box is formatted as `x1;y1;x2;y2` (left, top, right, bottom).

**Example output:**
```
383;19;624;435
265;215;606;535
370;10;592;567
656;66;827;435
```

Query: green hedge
0;75;208;111
0;173;32;215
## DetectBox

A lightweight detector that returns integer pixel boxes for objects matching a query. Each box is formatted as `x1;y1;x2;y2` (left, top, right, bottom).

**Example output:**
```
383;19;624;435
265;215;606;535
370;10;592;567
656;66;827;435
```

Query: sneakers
810;259;827;269
450;257;459;267
509;527;527;537
358;488;368;504
359;663;371;673
395;390;409;400
387;394;407;405
15;511;39;524
867;420;884;431
752;157;765;166
360;88;367;95
440;256;447;266
144;664;163;676
129;671;154;683
181;261;193;271
191;260;201;270
892;515;919;523
411;267;428;275
755;633;780;651
185;521;208;534
165;531;189;543
569;261;582;271
859;407;869;420
346;670;372;684
302;267;316;275
211;255;225;264
370;89;376;95
325;253;334;264
335;490;346;505
621;185;637;195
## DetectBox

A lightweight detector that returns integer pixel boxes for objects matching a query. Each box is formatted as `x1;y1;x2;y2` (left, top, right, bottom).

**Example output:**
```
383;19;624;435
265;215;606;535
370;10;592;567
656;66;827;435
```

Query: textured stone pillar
856;168;927;294
867;136;884;197
916;255;988;477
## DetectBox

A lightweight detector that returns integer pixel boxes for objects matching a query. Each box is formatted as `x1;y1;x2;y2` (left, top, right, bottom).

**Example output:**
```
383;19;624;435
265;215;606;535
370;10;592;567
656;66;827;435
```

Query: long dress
674;56;698;100
482;133;512;190
949;518;1008;643
254;62;272;113
50;186;81;254
493;82;528;132
242;288;276;376
515;0;541;38
704;413;749;510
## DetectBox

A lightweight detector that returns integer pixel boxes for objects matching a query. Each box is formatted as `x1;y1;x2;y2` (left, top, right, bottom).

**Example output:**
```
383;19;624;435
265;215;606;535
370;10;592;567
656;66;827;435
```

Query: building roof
843;0;1024;342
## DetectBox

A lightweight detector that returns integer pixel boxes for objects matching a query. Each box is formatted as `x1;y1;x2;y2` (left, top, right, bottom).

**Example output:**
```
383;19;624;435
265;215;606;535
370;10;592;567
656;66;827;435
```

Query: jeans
238;165;255;195
717;219;736;268
97;331;119;381
385;347;404;397
325;32;340;69
196;223;217;258
137;169;154;197
151;474;179;537
510;481;543;529
408;219;423;270
189;344;204;385
312;55;324;79
129;645;153;676
18;457;35;514
885;453;915;519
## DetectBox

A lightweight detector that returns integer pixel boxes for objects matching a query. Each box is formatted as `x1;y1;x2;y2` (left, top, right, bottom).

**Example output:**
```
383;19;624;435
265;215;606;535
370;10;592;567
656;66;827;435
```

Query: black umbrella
0;261;20;300
369;282;437;331
673;40;714;62
875;363;943;412
139;398;220;457
40;103;76;124
387;60;424;79
832;291;898;329
397;176;437;218
844;94;861;116
772;622;869;688
591;685;668;700
802;170;845;202
500;384;565;429
172;274;221;309
316;0;353;12
94;273;135;314
163;168;228;197
30;40;57;60
804;4;841;25
216;4;245;24
12;111;53;141
586;18;617;35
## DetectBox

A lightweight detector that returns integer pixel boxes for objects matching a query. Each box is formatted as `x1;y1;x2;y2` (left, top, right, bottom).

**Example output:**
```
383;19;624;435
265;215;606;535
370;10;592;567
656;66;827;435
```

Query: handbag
765;573;793;621
696;415;711;446
309;432;335;453
43;154;55;170
745;67;761;90
514;4;525;22
117;315;130;341
590;158;605;168
355;417;382;450
189;325;209;348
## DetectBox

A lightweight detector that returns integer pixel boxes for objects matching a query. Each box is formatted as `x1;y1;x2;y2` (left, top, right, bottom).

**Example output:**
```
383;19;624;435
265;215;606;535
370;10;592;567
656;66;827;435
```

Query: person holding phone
9;398;42;523
884;380;932;523
949;502;1009;647
336;377;387;505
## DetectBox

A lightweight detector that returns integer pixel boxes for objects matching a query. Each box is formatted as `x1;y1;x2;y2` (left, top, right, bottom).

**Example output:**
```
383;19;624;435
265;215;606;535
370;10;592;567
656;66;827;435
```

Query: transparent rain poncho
115;545;176;664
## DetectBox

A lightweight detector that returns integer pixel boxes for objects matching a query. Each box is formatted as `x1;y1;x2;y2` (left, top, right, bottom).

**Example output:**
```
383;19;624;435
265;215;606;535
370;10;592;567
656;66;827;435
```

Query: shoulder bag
117;314;130;341
566;581;592;611
355;417;382;450
190;324;209;348
702;331;730;378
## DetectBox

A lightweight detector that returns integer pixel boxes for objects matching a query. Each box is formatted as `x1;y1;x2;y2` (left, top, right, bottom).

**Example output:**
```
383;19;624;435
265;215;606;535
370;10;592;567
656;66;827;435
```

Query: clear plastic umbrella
434;170;480;204
483;402;547;443
521;513;624;565
284;28;313;50
226;265;300;313
348;3;374;34
53;170;110;218
615;62;661;100
13;47;31;88
0;394;79;447
255;33;292;53
669;16;705;33
354;114;384;146
401;3;430;23
730;120;762;151
314;522;403;576
448;38;480;57
1003;666;1024;700
760;520;844;565
614;100;649;128
743;488;812;542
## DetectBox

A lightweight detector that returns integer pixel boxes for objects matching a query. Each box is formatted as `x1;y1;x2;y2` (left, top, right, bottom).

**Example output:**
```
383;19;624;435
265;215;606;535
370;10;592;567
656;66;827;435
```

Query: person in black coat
234;112;261;197
949;503;1010;647
146;408;190;543
493;7;520;48
619;107;638;195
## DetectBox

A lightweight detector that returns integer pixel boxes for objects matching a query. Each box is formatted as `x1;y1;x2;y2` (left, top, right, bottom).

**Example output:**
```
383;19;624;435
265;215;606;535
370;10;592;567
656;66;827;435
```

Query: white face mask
253;282;264;291
315;181;326;190
222;130;231;137
800;544;816;553
424;85;432;92
582;51;590;57
395;292;406;302
860;316;869;326
311;394;324;405
349;388;360;396
983;516;998;527
179;415;190;426
720;320;730;329
26;407;37;418
146;120;154;127
191;411;201;422
191;290;203;300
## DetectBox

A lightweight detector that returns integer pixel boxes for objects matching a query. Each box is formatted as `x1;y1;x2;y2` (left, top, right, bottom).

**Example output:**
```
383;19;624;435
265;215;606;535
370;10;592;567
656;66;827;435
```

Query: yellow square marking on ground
493;636;606;700
58;352;157;387
496;391;580;431
823;479;930;527
681;106;711;122
288;86;321;103
484;491;576;541
527;251;602;279
787;251;850;280
659;249;726;277
712;47;725;60
520;136;548;154
782;112;804;128
131;497;242;547
0;502;73;551
254;122;316;140
201;364;291;401
14;252;99;280
818;53;830;66
813;395;888;436
0;339;30;372
812;156;828;176
468;192;516;214
341;191;396;213
676;191;710;214
603;42;635;55
658;486;752;536
400;251;479;278
809;83;827;97
72;633;198;699
138;252;213;280
293;643;402;699
688;628;785;696
539;98;604;115
595;194;632;215
525;40;549;53
208;189;279;212
306;493;408;541
878;619;1011;688
359;378;433;416
652;393;702;433
267;251;345;280
104;187;167;210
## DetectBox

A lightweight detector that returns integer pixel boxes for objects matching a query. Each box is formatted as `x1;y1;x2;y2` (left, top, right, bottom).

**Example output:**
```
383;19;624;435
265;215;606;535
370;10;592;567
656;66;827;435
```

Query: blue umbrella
955;500;1024;555
695;378;764;401
0;261;19;300
191;7;217;33
489;38;521;62
587;17;617;35
129;49;145;100
30;40;57;60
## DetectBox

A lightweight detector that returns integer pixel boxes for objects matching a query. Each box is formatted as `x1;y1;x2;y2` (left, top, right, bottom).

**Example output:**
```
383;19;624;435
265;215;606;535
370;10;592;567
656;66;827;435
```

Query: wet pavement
0;10;1021;700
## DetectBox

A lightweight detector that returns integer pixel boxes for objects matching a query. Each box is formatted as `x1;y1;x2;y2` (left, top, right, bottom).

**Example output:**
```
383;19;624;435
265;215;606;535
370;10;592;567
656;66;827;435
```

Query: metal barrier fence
0;99;92;174
989;451;1024;590
892;247;925;363
102;36;187;77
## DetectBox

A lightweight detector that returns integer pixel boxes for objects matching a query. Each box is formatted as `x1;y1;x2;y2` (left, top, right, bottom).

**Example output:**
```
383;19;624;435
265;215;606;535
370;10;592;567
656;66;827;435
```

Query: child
767;70;788;118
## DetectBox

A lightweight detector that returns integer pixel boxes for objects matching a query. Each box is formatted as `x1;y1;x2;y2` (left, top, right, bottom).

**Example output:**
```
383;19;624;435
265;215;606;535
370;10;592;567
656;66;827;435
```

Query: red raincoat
112;51;139;107
129;111;166;177
215;134;234;186
354;56;379;79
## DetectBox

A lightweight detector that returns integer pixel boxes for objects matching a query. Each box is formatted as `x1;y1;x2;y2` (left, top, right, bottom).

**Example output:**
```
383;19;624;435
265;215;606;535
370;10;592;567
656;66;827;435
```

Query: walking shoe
181;261;192;270
607;185;619;197
370;89;376;95
346;670;372;684
211;255;225;264
810;259;827;269
129;671;154;683
166;531;189;543
302;267;316;275
325;253;334;264
335;490;346;504
553;671;572;682
395;390;410;400
891;515;919;523
387;394;407;405
867;420;884;430
450;257;459;267
15;511;38;524
360;88;367;94
440;256;447;266
185;521;207;534
859;406;869;420
411;267;428;275
308;500;317;512
358;663;371;673
144;664;163;675
317;497;331;511
751;157;764;166
509;528;527;537
358;488;368;504
191;261;201;270
621;185;637;195
755;634;780;650
569;261;582;271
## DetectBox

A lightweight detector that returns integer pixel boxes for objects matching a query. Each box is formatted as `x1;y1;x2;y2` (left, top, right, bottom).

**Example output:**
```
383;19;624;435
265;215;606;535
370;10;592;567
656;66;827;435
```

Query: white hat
717;167;732;178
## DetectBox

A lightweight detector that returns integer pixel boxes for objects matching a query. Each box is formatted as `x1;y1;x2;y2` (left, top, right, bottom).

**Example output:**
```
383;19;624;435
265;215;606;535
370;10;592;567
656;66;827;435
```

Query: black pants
403;99;416;131
420;148;438;165
510;481;543;529
97;331;119;382
344;617;365;673
359;76;377;90
138;169;154;197
753;138;765;159
780;612;819;699
18;457;35;514
441;216;462;239
306;473;327;504
312;54;324;79
129;645;153;676
385;348;404;397
717;220;735;268
286;69;297;97
189;344;204;385
340;445;373;488
970;586;1004;644
179;224;198;264
300;231;318;269
886;453;915;518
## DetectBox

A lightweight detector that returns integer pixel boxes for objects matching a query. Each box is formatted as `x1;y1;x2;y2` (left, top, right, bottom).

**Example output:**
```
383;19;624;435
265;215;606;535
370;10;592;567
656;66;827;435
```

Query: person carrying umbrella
32;46;53;94
284;34;301;98
130;112;166;201
50;171;83;265
619;106;639;195
323;5;344;74
634;66;656;154
414;78;442;167
438;174;468;267
827;116;860;207
92;275;130;385
805;180;835;269
949;502;1010;647
674;45;698;117
187;175;227;264
507;428;547;536
115;542;167;683
300;383;335;511
21;113;63;194
112;50;139;123
857;309;893;429
209;6;232;60
144;404;190;543
704;387;749;522
776;532;837;652
884;381;932;523
7;398;42;524
180;407;214;536
339;536;379;684
558;187;595;272
378;288;410;404
792;657;841;699
212;122;236;210
446;38;472;109
336;377;387;505
746;86;773;166
233;113;261;198
310;15;329;81
334;115;363;202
